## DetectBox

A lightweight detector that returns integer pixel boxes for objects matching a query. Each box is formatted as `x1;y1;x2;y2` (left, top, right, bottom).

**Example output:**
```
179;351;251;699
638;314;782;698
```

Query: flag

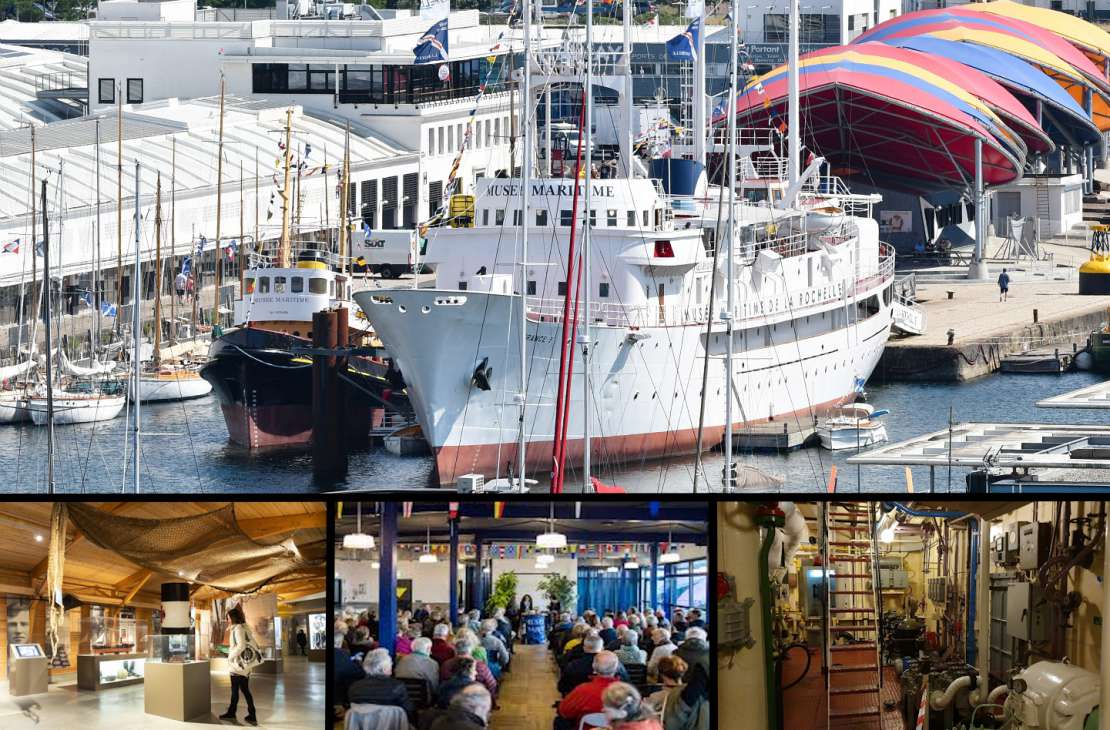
493;501;505;519
448;502;459;519
414;19;449;65
303;142;312;160
666;19;700;62
362;220;372;237
826;464;838;494
402;502;413;518
196;235;207;254
181;256;192;276
420;0;450;21
100;301;117;318
79;290;93;308
34;239;44;257
2;239;19;254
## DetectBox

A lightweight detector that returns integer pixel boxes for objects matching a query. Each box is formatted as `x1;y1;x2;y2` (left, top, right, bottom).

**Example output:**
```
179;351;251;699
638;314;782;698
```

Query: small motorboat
817;403;889;451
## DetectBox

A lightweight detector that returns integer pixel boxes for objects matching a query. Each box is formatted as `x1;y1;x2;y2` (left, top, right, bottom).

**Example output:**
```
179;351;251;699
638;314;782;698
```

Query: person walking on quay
998;268;1011;302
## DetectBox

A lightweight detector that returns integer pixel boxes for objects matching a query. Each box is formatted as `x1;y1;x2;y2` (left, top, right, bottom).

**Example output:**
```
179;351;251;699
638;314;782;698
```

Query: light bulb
880;527;895;544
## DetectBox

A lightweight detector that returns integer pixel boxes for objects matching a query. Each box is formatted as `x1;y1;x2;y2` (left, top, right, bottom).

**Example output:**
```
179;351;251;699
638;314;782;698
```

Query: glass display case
146;634;197;664
80;609;148;655
309;613;327;651
77;653;146;691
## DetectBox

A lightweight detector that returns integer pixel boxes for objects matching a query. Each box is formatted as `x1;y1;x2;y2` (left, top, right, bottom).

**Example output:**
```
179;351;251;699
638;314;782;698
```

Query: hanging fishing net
46;503;68;667
66;503;323;595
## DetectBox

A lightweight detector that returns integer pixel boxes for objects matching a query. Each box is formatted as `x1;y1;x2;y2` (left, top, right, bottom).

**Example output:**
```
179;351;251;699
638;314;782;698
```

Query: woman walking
221;606;260;725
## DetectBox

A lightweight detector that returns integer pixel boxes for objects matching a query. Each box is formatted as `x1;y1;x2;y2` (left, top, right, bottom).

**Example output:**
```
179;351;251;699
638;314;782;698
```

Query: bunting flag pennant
665;18;700;62
827;464;838;494
402;502;414;518
2;239;19;254
196;236;208;254
493;501;505;519
181;256;192;276
448;502;459;519
303;142;312;159
414;19;449;65
79;290;93;308
100;301;117;318
34;239;44;257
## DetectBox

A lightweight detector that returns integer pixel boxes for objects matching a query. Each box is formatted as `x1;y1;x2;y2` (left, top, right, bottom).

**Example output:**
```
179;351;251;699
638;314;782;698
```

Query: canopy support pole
650;543;659;611
378;501;398;655
969;137;990;280
449;519;459;625
1084;88;1095;195
475;538;486;611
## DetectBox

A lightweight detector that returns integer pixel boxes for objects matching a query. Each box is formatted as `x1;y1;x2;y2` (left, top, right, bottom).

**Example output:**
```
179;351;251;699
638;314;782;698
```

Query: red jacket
558;676;621;723
431;638;456;665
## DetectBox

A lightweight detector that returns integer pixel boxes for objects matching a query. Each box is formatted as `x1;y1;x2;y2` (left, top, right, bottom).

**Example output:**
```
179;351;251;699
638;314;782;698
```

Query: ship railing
738;230;808;261
527;298;710;328
709;127;778;149
851;245;896;295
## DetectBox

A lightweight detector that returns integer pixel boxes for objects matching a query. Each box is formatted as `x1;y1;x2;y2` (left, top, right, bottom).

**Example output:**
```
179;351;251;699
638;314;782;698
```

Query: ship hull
355;283;894;487
200;326;397;449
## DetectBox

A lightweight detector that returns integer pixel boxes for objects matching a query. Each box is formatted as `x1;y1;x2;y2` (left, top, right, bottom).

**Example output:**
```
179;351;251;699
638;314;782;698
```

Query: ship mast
580;0;594;492
516;0;533;492
340;121;351;278
116;88;123;333
787;0;800;197
723;0;739;492
131;161;142;492
95;121;102;346
153;173;163;365
40;179;54;494
279;108;294;269
212;76;226;337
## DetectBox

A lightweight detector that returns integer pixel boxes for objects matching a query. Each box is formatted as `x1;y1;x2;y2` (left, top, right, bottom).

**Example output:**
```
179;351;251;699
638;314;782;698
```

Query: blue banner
414;19;449;64
666;18;700;62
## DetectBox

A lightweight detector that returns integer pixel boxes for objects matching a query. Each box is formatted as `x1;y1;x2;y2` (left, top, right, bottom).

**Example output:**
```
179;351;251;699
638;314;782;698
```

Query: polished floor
491;643;562;730
0;656;324;729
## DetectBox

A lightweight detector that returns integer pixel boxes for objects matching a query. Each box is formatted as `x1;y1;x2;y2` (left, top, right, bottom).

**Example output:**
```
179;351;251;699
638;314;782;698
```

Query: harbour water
2;369;1104;493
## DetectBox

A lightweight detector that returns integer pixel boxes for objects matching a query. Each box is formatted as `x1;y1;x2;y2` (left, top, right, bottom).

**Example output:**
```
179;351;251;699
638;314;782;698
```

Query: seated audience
673;627;709;680
347;648;413;718
421;684;493;730
559;634;629;696
437;656;479;709
601;683;664;730
555;651;623;730
647;629;677;680
615;630;647;667
395;636;441;691
431;623;457;665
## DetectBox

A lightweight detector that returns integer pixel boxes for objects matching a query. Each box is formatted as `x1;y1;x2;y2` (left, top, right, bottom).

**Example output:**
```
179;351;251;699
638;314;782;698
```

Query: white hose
929;674;972;711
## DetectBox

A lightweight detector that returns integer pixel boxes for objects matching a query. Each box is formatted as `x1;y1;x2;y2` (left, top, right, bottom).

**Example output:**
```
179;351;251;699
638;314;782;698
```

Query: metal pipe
929;674;972;710
787;0;799;191
517;0;533;492
581;0;594;492
977;515;990;687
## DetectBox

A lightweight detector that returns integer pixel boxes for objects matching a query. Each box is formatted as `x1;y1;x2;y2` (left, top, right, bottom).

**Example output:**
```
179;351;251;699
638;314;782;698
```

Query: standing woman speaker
221;605;263;725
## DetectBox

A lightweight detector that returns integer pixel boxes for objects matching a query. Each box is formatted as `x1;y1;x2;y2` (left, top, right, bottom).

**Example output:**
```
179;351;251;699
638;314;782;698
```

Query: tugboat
200;249;401;448
201;111;404;448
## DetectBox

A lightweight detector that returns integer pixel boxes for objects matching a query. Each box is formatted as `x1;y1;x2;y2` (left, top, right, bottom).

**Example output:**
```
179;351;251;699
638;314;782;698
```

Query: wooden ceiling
0;502;326;609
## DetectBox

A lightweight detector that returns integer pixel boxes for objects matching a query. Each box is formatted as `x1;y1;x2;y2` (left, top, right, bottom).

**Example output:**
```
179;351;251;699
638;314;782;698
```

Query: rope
230;343;312;369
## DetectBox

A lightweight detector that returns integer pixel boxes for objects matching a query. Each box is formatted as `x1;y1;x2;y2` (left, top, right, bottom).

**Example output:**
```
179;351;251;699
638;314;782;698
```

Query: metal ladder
824;502;884;729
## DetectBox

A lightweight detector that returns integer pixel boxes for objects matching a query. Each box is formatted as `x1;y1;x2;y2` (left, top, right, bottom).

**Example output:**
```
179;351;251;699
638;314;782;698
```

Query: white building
0;42;86;129
741;0;901;50
0;96;418;324
87;0;528;228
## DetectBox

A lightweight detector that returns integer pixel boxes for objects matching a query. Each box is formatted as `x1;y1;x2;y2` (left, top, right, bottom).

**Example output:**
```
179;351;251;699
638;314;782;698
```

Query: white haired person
479;618;510;676
395;636;440;690
347;648;413;718
647;628;677;680
673;627;709;680
601;682;664;730
426;683;493;730
616;629;647;667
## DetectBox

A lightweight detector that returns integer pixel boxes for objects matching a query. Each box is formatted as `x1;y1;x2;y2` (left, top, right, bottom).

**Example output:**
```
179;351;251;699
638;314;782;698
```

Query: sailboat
137;173;212;402
26;174;125;426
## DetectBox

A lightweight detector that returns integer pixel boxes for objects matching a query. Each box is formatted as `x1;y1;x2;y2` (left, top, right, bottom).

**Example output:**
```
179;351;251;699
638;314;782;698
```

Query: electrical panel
1006;581;1050;642
927;577;947;604
1003;521;1029;565
992;534;1006;564
879;568;909;589
1019;522;1053;570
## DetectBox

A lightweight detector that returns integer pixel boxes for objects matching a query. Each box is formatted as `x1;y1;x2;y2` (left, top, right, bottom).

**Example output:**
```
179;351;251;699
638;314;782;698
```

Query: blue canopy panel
881;36;1101;145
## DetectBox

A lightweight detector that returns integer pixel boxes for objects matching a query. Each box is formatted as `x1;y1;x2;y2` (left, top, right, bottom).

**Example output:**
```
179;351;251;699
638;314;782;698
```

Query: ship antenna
279;107;294;269
516;0;533;493
580;0;594;493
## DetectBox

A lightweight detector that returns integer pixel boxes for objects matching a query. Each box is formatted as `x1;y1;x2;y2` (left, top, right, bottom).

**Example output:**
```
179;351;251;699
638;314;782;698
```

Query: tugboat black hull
201;326;401;449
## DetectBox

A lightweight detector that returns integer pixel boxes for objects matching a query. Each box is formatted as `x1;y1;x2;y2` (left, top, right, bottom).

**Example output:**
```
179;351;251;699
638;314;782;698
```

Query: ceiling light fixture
419;526;438;563
660;528;681;564
536;502;567;548
342;502;376;551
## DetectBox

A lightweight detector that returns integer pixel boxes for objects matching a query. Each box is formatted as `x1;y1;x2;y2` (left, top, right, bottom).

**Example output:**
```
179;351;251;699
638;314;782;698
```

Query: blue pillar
449;519;459;625
475;539;486;612
650;543;659;612
378;501;398;655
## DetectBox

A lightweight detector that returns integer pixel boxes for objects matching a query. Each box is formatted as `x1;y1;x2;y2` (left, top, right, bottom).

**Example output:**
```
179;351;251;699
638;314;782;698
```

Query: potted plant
485;571;518;614
538;573;576;610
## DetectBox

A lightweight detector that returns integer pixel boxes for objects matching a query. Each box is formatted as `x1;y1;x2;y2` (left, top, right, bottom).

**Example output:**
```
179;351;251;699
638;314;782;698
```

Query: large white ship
354;168;896;486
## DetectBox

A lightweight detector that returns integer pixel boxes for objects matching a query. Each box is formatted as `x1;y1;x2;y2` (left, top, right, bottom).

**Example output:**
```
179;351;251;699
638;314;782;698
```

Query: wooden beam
31;503;131;594
236;514;326;539
122;571;152;605
114;568;152;590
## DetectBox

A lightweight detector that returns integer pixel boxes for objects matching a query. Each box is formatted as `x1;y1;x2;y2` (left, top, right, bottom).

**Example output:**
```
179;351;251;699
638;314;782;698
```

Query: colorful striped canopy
855;7;1110;130
880;36;1100;147
962;0;1110;69
731;45;1023;190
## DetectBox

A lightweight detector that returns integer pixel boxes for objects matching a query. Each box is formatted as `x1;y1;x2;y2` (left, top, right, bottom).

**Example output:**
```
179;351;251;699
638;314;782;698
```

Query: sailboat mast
581;0;594;493
279;108;293;268
132;161;142;493
154;173;163;365
213;77;226;338
517;0;532;491
723;1;739;492
693;0;706;166
787;0;800;191
170;137;176;341
116;89;123;331
30;127;37;347
95;120;102;346
239;160;245;292
40;179;54;494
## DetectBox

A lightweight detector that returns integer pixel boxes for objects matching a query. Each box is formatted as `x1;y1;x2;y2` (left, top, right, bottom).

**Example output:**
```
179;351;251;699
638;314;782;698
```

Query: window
244;277;255;294
482;209;489;226
560;210;573;227
459;281;468;290
848;15;854;30
642;210;649;227
126;78;143;104
438;127;444;154
536;209;548;226
494;118;500;142
274;276;287;293
429;180;443;219
627;210;636;227
448;125;454;152
662;559;708;617
258;276;270;294
526;280;536;295
309;278;328;294
98;78;115;104
513;210;522;226
558;281;567;296
329;279;335;297
599;282;610;298
588;209;596;227
291;277;304;293
607;209;617;226
495;209;505;225
457;124;463;150
428;128;435;155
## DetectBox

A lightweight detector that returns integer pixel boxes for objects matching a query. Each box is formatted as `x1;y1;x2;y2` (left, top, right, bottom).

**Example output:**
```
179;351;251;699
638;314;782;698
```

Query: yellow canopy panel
966;0;1110;67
